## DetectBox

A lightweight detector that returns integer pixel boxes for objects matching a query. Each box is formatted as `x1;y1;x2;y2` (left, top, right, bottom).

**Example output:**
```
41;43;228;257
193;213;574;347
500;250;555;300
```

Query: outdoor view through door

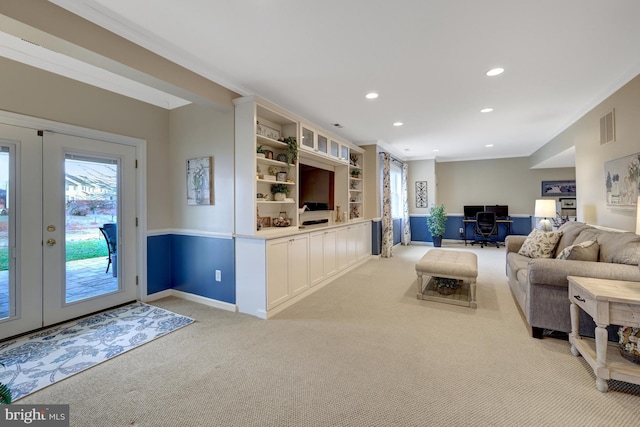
64;155;119;304
0;147;10;320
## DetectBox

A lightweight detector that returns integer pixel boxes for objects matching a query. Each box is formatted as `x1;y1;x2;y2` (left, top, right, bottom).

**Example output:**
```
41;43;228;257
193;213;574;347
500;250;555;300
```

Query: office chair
473;211;499;248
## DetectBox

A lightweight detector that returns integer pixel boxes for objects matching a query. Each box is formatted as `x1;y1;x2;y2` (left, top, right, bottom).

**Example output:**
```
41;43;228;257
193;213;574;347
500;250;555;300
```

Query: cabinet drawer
569;284;596;316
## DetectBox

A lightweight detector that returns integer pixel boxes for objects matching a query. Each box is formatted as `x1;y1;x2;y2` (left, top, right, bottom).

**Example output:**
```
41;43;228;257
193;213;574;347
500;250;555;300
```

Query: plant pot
256;152;265;158
274;192;286;201
276;172;287;182
432;236;442;247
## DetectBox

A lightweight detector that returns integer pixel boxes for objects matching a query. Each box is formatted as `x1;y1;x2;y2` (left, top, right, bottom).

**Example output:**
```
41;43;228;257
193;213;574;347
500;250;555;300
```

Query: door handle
573;295;585;302
46;238;56;246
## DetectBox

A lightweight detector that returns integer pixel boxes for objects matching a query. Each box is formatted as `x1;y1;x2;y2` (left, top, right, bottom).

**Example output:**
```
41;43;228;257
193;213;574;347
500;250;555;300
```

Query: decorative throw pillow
518;229;563;258
556;240;599;261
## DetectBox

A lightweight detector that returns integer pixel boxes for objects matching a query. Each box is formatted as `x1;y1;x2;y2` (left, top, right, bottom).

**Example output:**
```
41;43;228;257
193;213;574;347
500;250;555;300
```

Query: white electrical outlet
459;227;464;234
215;270;221;282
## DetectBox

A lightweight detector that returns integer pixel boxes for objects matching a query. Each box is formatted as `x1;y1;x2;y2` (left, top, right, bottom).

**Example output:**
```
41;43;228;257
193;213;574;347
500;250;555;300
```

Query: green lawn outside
0;239;108;271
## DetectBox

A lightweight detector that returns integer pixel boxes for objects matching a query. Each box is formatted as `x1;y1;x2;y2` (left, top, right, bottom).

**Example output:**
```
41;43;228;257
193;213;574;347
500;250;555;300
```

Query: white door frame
0;110;148;301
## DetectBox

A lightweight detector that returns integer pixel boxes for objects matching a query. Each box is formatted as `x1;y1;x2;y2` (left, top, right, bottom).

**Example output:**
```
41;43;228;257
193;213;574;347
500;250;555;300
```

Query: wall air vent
332;123;343;129
599;108;615;145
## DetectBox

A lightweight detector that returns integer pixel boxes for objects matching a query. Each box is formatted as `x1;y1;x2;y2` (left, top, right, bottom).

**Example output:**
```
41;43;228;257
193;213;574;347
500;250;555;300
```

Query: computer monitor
485;205;509;219
463;205;484;219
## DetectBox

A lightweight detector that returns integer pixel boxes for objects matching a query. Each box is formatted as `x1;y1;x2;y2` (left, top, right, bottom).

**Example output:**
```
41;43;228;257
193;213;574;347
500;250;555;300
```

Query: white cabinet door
356;222;370;260
267;238;290;309
289;235;309;296
336;227;348;270
347;226;358;265
324;229;338;277
309;232;324;286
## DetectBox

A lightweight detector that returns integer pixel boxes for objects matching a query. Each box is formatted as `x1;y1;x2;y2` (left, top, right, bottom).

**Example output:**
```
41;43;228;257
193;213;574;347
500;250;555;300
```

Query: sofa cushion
556;240;599;261
596;231;640;265
555;222;594;254
518;229;563;258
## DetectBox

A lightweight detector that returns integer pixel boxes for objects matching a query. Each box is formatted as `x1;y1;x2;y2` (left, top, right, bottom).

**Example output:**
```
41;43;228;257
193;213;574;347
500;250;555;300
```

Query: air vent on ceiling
600;108;615;145
332;123;343;129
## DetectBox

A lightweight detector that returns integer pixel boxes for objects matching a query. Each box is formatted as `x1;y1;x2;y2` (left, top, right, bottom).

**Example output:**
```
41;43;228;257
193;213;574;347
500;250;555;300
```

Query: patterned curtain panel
401;162;411;245
381;153;393;258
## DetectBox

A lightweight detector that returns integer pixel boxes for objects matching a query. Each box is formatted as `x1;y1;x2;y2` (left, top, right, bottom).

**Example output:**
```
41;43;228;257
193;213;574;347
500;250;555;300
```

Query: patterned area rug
0;302;193;401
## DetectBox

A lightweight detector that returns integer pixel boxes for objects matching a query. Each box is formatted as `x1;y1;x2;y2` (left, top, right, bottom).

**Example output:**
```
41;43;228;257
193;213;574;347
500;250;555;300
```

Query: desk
462;219;512;246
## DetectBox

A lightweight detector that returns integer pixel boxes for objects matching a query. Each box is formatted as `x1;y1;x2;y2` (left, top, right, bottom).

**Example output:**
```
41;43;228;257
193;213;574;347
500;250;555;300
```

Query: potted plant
350;168;361;178
271;183;290;201
256;145;266;158
426;204;447;247
0;362;11;404
283;137;298;168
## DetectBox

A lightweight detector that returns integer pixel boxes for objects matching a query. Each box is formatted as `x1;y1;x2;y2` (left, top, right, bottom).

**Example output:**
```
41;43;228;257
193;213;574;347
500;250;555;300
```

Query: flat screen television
299;164;334;211
463;205;484;219
485;205;509;219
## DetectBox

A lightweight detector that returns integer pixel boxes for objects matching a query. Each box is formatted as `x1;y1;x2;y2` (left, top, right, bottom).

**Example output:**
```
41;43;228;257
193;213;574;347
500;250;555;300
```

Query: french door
0;126;138;340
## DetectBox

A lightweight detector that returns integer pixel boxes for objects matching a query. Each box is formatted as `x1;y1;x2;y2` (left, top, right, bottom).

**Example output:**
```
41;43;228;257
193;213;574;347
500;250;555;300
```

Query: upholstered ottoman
415;249;478;308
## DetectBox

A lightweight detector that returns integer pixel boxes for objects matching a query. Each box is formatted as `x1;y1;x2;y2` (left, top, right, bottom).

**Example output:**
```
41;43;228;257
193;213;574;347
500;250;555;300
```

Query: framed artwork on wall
187;156;213;205
604;152;640;207
541;180;576;197
415;181;428;208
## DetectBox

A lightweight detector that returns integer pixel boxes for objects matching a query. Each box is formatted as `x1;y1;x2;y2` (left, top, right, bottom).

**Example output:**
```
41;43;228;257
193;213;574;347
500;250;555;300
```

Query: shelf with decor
348;151;364;219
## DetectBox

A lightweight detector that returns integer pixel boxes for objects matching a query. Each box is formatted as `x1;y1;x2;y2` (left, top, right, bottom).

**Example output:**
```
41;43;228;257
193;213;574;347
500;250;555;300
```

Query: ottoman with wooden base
415;249;478;308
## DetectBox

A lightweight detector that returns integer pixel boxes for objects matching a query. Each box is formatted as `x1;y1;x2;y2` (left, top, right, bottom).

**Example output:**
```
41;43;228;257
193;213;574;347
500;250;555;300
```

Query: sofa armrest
528;258;640;288
505;235;526;254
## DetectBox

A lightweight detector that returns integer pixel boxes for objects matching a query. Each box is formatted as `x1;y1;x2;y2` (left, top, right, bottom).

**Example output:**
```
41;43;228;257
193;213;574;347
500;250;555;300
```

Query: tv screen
485;205;509;219
299;164;334;211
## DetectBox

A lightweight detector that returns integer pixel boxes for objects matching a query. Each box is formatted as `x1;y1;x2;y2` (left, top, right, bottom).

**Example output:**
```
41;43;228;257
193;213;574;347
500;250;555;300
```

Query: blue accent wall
392;218;402;245
371;220;381;255
410;215;533;243
146;234;236;304
147;235;172;294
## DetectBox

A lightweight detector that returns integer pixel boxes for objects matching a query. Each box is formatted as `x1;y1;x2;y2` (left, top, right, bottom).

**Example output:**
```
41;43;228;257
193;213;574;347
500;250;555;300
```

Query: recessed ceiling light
404;148;410;152
486;144;494;148
393;122;403;127
486;67;504;77
480;108;494;113
365;92;379;99
433;149;439;152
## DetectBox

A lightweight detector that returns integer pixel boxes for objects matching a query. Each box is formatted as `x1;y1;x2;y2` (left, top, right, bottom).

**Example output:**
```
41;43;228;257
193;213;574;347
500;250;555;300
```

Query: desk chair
99;224;117;274
473;212;499;248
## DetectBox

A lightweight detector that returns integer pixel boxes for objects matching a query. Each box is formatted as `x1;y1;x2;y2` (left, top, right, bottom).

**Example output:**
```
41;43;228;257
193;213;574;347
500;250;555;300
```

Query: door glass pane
317;134;328;153
65;155;119;303
330;140;339;157
302;127;314;148
0;146;11;319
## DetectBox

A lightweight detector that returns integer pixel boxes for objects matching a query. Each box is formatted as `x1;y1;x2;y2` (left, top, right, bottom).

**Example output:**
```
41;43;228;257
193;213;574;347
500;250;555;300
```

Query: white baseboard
145;289;237;313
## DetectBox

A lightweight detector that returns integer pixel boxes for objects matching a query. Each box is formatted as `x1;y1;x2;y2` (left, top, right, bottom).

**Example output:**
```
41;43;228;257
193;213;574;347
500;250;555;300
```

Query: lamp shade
636;196;640;234
535;199;556;218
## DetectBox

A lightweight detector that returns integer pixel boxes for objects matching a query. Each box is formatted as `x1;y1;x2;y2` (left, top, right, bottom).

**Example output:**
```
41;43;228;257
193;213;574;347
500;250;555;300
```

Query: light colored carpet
19;242;640;426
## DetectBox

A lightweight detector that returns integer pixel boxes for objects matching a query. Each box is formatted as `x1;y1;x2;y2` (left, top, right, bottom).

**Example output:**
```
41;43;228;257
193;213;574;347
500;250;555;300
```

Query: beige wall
169;104;235;233
0;57;172;229
407;159;436;215
433;157;575;216
533;74;640;231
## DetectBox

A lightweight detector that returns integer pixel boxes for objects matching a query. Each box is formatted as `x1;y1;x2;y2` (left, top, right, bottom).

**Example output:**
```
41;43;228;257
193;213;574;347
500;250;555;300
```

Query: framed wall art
604;152;640;207
415;181;428;208
541;180;576;197
187;156;213;205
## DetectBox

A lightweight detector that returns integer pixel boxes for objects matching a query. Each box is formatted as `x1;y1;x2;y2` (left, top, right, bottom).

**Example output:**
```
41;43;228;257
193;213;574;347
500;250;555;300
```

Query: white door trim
0;110;148;301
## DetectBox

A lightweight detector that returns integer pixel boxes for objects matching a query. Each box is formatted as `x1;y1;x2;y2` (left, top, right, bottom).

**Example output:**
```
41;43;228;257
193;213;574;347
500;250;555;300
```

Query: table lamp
535;199;556;232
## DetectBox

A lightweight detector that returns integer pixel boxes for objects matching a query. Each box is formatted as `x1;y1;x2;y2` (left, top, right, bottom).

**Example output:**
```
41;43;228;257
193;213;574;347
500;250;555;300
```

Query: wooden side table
568;276;640;392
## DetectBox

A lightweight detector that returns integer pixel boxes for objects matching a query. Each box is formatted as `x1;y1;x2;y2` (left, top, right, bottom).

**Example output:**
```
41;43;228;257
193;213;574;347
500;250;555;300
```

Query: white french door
0;126;138;340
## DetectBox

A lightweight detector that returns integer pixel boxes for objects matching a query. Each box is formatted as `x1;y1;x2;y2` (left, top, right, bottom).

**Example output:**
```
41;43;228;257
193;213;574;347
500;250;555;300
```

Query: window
390;162;402;218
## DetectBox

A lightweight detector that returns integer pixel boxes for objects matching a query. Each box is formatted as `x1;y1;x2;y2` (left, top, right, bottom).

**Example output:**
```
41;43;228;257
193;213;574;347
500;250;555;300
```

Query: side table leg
595;324;609;393
469;281;477;309
569;301;580;356
416;272;423;300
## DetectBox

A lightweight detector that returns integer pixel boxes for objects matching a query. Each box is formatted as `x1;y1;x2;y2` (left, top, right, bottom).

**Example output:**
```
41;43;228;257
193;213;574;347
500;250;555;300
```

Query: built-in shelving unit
348;152;364;219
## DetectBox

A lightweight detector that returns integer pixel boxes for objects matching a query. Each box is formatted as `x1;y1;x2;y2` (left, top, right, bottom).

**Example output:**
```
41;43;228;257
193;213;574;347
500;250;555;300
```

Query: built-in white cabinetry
348;151;363;220
267;234;309;309
309;229;338;287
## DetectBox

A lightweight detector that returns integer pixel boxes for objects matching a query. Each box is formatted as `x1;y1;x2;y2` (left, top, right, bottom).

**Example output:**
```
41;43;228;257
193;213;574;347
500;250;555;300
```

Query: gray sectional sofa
505;221;640;339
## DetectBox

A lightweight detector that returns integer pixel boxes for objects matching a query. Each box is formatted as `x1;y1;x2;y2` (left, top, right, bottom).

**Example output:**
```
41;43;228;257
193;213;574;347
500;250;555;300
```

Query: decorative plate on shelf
276;153;288;163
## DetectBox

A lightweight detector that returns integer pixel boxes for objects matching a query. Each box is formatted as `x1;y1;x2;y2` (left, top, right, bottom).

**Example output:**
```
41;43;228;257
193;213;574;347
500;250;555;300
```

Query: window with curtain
390;162;402;218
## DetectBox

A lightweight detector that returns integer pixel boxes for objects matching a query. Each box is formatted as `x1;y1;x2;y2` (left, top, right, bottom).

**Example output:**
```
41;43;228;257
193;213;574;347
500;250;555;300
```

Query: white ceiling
42;1;640;163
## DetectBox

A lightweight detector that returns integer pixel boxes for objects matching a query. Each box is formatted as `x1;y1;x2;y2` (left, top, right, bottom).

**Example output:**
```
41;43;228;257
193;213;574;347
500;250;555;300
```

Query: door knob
47;225;56;232
46;238;56;246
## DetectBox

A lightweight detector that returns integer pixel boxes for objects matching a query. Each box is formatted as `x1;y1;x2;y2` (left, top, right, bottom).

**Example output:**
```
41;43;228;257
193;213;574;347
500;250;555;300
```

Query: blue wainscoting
409;215;533;244
147;234;236;304
371;220;382;255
